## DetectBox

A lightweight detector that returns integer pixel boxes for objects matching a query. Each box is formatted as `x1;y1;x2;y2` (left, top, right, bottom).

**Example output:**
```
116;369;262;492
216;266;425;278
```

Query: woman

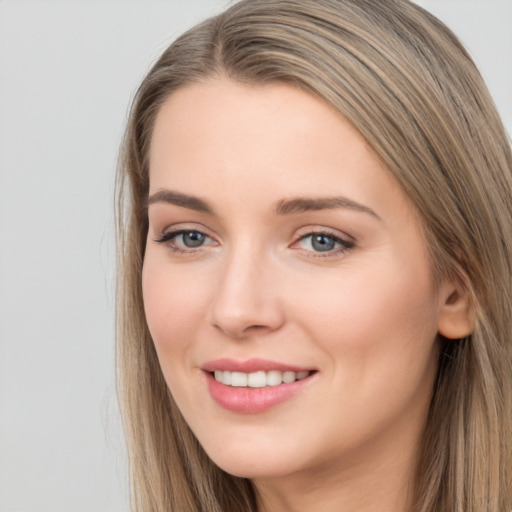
116;1;512;511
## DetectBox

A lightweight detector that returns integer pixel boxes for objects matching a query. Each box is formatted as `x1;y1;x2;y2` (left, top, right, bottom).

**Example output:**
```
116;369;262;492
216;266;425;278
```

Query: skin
142;78;471;512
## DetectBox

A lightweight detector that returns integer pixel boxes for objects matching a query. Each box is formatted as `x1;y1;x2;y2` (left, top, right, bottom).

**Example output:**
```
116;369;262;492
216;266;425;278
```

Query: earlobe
437;279;475;340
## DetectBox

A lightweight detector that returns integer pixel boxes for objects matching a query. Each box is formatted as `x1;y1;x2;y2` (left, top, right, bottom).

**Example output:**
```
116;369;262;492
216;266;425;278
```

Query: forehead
148;78;409;220
150;79;350;159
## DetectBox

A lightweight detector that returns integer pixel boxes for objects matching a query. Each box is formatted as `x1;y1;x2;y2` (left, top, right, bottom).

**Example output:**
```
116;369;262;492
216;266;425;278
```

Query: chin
203;444;299;479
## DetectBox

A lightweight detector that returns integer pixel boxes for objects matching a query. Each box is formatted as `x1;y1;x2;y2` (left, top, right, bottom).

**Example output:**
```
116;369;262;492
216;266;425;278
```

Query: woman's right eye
154;229;215;252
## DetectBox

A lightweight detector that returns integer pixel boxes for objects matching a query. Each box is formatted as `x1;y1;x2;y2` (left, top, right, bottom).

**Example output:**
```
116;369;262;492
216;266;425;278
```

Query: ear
437;277;475;339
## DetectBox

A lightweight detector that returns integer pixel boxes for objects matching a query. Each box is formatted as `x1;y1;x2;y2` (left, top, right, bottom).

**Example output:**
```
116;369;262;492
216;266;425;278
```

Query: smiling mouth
205;364;317;413
212;370;313;387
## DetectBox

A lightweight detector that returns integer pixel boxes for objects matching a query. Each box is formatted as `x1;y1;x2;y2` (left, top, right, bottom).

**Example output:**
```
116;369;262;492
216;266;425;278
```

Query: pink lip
202;358;317;414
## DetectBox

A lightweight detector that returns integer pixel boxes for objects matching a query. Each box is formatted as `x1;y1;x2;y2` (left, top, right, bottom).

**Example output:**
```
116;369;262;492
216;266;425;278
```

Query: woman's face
143;78;452;482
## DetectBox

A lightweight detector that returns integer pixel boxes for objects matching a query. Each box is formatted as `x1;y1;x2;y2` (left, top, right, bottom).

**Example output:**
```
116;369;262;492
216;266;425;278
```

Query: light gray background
0;1;510;511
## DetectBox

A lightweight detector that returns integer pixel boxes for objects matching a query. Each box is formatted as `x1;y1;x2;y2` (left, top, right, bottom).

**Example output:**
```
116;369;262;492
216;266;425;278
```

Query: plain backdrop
0;1;510;511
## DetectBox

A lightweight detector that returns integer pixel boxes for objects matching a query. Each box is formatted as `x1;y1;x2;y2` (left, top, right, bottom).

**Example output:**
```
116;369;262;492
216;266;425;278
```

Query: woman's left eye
295;232;354;255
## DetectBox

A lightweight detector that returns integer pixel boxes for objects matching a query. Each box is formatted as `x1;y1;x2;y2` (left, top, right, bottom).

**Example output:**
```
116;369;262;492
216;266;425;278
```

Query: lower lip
205;372;315;413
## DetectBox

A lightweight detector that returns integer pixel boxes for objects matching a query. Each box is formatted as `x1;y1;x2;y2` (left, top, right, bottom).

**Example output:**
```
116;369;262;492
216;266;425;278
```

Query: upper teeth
214;370;310;387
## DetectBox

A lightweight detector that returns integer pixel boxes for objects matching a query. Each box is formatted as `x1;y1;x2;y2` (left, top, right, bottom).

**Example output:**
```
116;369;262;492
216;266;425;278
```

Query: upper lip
202;358;315;373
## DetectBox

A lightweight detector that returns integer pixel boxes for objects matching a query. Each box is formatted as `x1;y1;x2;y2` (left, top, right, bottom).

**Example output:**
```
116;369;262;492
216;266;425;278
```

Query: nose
208;245;285;340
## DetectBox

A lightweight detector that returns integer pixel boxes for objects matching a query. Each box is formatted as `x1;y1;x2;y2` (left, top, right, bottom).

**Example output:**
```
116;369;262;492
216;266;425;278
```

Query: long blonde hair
116;1;512;510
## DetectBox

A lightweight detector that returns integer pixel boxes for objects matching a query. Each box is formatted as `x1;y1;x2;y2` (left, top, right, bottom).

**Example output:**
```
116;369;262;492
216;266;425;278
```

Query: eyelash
294;230;355;257
154;229;215;255
154;229;355;257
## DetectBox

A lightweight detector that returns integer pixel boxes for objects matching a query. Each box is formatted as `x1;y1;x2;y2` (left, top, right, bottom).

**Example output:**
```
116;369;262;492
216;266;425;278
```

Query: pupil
183;232;204;248
312;235;335;252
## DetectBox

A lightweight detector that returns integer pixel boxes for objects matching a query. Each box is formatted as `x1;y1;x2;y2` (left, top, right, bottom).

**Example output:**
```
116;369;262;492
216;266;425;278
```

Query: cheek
141;254;216;416
294;257;440;379
296;263;440;443
142;253;209;360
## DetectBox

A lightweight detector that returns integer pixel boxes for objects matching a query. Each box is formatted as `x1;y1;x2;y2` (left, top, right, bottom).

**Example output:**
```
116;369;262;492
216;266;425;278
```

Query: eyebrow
274;196;381;220
146;189;380;220
146;190;213;213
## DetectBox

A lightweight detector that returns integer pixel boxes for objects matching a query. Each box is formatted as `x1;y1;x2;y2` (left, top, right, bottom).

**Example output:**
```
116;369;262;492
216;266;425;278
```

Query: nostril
245;324;268;331
213;321;275;339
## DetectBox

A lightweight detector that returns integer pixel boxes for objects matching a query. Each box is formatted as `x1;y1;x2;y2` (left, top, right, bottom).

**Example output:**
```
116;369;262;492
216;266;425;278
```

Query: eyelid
152;221;215;240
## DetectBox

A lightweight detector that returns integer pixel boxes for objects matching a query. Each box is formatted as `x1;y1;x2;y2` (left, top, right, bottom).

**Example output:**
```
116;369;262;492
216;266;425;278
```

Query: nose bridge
209;237;283;338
